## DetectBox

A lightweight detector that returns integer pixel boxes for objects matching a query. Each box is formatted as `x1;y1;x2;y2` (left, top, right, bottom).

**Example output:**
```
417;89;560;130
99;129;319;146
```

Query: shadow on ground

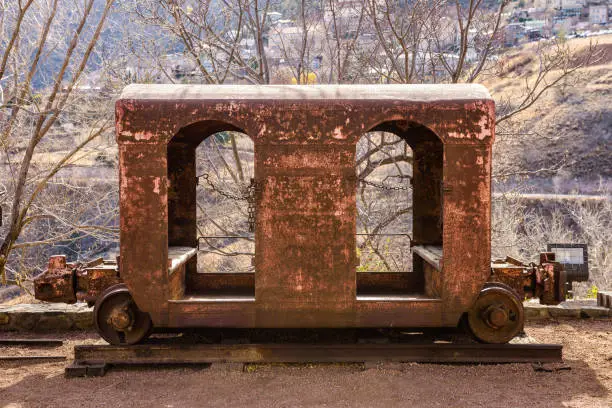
1;357;609;408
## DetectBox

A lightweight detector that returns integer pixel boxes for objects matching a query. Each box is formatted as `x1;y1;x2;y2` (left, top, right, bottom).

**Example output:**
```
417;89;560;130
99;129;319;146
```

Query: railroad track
66;341;563;377
0;338;64;346
0;338;66;362
0;335;563;377
0;355;66;361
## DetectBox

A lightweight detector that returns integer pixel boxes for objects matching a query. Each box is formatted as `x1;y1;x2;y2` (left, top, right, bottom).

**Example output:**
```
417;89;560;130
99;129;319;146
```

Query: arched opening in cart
355;131;414;273
195;131;255;275
355;121;443;299
166;121;255;300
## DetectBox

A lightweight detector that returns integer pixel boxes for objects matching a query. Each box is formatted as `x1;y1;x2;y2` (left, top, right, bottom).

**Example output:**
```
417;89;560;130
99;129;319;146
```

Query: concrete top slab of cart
119;84;492;102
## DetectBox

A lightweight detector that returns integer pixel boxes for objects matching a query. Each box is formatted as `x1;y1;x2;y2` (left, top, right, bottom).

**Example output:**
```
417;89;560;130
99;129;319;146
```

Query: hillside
485;35;612;195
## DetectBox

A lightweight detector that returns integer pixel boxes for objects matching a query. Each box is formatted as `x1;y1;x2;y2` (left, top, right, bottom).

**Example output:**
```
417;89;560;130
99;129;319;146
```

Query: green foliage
557;28;567;43
585;285;598;299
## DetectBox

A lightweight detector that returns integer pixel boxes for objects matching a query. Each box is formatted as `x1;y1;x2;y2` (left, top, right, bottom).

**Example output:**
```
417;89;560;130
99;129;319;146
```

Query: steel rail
0;355;66;361
0;338;64;346
68;342;562;377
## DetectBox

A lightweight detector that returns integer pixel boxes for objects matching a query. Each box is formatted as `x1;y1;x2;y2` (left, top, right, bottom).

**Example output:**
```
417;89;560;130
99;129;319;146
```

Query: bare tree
320;0;366;83
271;0;316;84
195;131;255;273
0;0;116;285
365;0;445;83
129;0;273;84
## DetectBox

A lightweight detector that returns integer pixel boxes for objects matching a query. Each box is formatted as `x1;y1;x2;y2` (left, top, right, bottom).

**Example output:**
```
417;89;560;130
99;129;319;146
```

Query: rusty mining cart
34;84;578;346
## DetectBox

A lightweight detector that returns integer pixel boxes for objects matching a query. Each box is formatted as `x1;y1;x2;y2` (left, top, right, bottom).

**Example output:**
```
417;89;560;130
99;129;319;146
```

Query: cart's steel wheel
483;281;522;300
94;284;152;345
467;284;524;344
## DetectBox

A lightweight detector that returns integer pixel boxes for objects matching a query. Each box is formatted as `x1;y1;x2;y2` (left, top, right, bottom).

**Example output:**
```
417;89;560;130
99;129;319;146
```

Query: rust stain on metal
34;256;121;305
34;256;77;304
491;253;567;305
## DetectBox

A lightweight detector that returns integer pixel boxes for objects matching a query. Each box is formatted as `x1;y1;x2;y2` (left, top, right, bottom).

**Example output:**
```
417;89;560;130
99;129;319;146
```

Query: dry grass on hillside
486;35;612;187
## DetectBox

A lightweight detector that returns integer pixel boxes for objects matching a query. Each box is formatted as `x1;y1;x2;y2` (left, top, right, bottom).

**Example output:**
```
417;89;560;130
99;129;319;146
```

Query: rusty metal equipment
34;255;120;306
490;253;568;306
465;282;524;344
93;284;152;345
33;84;581;348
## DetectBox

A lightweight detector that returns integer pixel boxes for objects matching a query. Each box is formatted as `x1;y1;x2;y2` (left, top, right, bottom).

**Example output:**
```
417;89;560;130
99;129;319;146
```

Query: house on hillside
589;4;609;24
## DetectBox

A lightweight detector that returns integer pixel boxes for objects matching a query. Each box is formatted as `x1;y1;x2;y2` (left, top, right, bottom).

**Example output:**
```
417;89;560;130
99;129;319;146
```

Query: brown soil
1;319;610;408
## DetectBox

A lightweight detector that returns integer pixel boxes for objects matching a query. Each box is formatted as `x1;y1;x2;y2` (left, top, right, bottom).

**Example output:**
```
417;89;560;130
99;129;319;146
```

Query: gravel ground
0;319;610;408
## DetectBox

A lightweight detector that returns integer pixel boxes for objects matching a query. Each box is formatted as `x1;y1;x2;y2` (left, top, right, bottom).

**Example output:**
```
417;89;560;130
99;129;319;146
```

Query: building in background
589;4;609;24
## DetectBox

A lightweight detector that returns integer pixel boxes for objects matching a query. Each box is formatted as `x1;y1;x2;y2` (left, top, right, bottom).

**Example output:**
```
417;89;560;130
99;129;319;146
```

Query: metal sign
547;243;589;283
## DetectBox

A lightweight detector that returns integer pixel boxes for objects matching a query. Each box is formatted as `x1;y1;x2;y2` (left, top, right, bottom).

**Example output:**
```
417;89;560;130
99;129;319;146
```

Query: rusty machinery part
94;284;152;345
34;255;121;306
482;280;522;296
490;253;567;306
33;255;79;304
466;283;525;344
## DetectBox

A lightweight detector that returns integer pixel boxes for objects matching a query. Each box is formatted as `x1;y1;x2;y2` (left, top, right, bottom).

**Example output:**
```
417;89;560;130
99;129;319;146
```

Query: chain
198;173;249;201
197;173;258;232
358;178;412;191
246;179;257;232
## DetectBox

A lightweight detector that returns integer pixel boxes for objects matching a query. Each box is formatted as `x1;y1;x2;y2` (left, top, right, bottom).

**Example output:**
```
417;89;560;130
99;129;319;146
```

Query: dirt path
1;319;610;408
